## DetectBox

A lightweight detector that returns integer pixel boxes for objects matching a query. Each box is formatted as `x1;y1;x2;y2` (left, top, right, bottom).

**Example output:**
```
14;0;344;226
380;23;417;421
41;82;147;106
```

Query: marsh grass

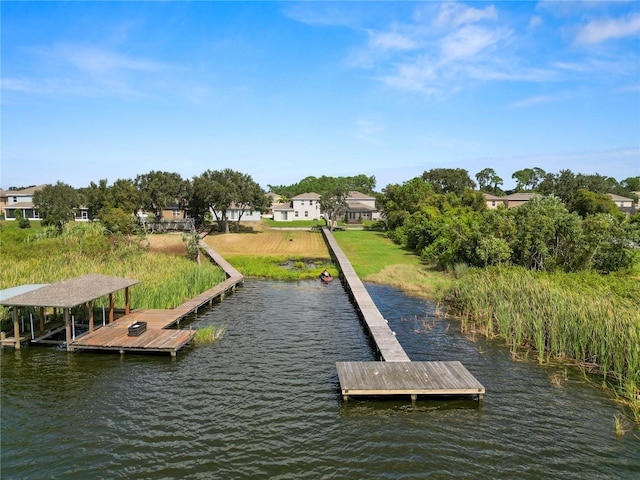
224;255;334;280
193;325;226;345
449;266;640;422
0;222;227;312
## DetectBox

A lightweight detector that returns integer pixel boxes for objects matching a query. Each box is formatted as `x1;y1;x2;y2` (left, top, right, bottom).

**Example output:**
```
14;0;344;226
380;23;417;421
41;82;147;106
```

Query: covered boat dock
1;274;138;350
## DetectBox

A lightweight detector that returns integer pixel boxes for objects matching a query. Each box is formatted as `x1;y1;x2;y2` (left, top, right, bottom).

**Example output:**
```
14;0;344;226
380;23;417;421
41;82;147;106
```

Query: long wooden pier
322;227;485;403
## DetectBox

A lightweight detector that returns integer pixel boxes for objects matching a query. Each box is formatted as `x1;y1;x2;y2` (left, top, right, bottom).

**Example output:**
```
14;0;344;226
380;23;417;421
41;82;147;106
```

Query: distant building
1;185;45;220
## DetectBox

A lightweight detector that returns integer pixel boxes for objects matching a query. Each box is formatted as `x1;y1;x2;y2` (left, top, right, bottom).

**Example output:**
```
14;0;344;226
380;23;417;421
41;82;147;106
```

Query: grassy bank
0;222;226;311
332;230;452;299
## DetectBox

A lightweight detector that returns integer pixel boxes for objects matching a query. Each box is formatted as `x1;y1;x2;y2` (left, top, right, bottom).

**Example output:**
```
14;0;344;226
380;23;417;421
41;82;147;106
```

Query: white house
344;191;380;224
272;192;322;221
607;194;634;209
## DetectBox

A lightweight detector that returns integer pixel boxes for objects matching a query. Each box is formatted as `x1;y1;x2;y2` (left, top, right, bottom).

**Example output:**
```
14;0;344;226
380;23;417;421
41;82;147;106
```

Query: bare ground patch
203;229;330;258
145;234;188;256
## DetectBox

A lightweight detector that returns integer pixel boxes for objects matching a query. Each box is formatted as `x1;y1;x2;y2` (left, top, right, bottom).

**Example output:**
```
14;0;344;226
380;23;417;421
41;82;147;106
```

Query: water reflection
1;279;638;480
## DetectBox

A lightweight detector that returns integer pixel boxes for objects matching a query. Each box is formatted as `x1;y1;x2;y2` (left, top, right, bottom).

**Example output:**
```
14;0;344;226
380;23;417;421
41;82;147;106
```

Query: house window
12;196;17;203
172;210;180;218
491;201;496;207
309;200;313;205
301;200;305;205
305;211;309;217
295;211;299;217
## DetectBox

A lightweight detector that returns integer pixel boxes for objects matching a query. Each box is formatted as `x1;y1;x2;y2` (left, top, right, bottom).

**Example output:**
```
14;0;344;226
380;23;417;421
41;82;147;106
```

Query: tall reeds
448;266;640;421
0;223;227;310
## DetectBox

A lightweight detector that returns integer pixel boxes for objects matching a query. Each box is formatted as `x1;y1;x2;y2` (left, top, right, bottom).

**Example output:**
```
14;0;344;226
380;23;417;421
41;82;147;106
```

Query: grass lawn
332;230;452;299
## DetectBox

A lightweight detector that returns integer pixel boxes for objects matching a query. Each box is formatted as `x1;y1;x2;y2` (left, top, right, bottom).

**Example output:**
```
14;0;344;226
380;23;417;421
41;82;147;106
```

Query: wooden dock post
12;307;20;350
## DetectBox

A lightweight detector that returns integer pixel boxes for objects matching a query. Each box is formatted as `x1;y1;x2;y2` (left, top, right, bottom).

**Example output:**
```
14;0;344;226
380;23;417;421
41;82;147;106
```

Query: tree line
380;168;640;273
17;165;640;273
26;170;375;235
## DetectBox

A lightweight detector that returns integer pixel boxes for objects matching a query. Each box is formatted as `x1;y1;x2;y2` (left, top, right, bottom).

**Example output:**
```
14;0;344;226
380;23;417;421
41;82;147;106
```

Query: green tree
319;179;350;230
621;176;640;192
84;179;110;220
475;168;504;194
134;171;187;220
190;169;265;233
570;189;621;218
511;167;545;192
269;174;376;198
14;209;31;229
33;181;80;232
379;177;433;230
422;168;475;195
109;179;140;216
99;206;137;235
581;214;635;272
509;196;579;270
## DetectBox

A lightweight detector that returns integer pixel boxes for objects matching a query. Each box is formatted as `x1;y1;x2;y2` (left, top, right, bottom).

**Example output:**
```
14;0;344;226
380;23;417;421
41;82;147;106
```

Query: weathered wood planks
336;361;485;400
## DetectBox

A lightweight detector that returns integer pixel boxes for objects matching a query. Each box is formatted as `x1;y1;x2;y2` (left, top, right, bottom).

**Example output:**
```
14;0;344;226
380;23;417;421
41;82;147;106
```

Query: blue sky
2;1;639;192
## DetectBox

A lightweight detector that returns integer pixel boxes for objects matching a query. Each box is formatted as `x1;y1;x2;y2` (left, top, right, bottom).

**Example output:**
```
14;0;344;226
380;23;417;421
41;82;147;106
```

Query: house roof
0;184;47;196
483;193;505;200
272;204;294;212
347;191;375;200
607;193;633;202
505;193;538;201
4;201;35;209
346;201;376;211
0;274;139;308
291;192;321;200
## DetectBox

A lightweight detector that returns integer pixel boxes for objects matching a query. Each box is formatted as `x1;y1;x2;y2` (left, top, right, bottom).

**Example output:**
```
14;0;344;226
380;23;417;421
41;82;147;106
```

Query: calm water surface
2;279;639;479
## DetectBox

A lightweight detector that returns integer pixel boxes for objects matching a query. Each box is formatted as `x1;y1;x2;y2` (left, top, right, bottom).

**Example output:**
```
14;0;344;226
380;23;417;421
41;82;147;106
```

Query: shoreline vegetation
2;219;638;422
207;221;640;422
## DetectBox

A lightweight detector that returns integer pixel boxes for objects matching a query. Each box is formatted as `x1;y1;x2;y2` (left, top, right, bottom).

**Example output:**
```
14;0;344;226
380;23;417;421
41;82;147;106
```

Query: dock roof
0;274;139;308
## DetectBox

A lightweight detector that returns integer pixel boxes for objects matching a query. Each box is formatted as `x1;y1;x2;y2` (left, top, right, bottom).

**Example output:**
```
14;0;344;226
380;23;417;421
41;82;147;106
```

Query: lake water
1;279;639;479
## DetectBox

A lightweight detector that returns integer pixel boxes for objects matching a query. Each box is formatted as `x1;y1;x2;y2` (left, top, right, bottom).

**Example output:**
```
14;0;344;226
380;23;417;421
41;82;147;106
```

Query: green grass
224;255;334;280
332;230;452;298
193;325;226;345
264;219;327;228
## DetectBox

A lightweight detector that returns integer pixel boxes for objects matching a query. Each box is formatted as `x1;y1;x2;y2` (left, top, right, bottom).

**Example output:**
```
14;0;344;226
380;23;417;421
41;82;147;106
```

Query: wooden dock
322;227;485;402
71;238;244;357
321;228;409;362
336;361;485;402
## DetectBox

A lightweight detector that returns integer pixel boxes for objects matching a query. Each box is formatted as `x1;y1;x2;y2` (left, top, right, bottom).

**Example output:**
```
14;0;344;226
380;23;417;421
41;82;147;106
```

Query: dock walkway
71;237;243;357
321;227;484;402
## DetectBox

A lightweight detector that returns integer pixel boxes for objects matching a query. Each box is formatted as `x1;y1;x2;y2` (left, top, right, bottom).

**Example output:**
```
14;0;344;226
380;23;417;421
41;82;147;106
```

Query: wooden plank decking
71;238;244;357
336;361;485;401
322;228;485;402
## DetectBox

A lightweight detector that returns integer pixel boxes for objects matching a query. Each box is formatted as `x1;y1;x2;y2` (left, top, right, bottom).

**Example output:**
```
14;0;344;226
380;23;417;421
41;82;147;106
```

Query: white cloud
511;95;556;108
47;44;165;75
435;2;498;28
354;119;385;143
440;25;508;60
576;13;640;44
529;15;543;29
368;31;418;51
